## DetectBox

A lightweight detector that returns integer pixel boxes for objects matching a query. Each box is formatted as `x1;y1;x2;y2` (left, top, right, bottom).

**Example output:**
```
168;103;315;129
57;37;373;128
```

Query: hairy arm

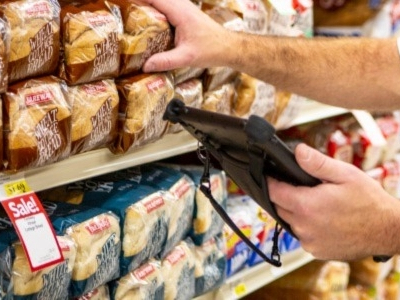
142;0;400;111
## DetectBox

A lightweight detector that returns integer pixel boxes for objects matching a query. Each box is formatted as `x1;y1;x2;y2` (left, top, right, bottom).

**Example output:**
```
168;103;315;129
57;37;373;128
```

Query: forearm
223;33;400;111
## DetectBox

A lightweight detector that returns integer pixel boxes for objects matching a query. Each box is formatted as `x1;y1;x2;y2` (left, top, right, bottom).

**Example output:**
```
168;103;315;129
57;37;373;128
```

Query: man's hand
268;143;400;261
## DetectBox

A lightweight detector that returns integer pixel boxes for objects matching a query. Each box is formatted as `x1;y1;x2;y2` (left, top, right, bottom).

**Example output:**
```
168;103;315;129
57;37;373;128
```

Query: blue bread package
0;205;78;299
175;165;227;246
43;176;172;277
138;164;196;258
193;234;227;297
45;201;121;298
110;259;164;300
161;239;195;300
0;229;12;300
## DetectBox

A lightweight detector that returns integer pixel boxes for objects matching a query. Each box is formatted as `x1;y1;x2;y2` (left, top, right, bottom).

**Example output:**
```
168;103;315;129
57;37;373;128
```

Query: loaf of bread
59;1;122;85
11;235;76;299
233;73;276;119
172;67;204;85
112;73;174;153
1;0;61;83
168;78;203;134
2;76;72;172
0;233;12;300
67;79;119;155
193;235;226;297
107;0;172;76
49;203;121;297
349;257;394;287
161;240;195;300
202;82;235;115
139;164;196;258
0;16;9;94
112;259;164;300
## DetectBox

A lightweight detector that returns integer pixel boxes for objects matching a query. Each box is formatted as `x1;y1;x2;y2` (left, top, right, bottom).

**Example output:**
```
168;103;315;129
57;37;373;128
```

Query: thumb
295;143;353;183
143;48;189;73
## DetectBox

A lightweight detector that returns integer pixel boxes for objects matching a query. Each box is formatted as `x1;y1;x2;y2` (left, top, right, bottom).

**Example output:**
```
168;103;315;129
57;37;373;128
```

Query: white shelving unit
195;249;314;300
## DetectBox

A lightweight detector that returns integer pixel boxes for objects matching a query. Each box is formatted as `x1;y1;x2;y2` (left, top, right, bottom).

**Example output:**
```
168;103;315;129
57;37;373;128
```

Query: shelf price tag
234;282;248;298
0;176;63;272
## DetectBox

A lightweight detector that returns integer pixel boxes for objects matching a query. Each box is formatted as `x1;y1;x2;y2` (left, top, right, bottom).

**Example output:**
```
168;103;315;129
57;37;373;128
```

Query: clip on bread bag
111;73;174;154
139;164;196;258
161;240;195;300
111;259;164;300
1;0;61;83
68;79;119;155
0;14;9;94
106;0;173;76
2;76;72;172
59;0;122;85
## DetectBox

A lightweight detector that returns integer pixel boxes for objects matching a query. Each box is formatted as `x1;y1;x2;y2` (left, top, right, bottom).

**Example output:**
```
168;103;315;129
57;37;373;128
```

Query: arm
143;0;400;111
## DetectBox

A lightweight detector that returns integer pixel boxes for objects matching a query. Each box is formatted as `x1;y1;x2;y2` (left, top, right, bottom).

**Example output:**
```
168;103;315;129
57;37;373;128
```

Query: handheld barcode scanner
163;99;390;265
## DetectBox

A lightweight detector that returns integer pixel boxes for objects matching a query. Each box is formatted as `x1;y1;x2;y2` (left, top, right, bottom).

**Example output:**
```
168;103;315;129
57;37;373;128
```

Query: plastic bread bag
43;177;172;277
49;201;121;297
0;230;12;300
0;0;60;83
233;73;276;119
138;164;196;258
175;165;227;246
168;78;203;134
193;235;227;297
172;67;205;86
106;0;173;76
67;79;119;155
0;14;9;94
59;0;122;85
111;72;174;154
11;235;77;299
2;76;72;172
75;284;111;300
111;259;164;300
161;239;195;300
201;5;243;92
201;82;236;115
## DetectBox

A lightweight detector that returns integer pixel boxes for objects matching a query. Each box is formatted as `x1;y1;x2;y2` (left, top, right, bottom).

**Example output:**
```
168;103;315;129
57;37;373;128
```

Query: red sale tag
1;192;63;271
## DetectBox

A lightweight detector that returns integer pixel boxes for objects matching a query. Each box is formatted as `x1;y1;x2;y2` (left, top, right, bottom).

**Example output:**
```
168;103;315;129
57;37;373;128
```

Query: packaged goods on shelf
381;160;400;197
58;0;122;85
0;16;9;94
375;115;400;162
111;72;174;154
273;91;307;129
172;67;205;86
233;73;276;120
3;76;72;172
168;78;203;134
68;79;119;155
349;257;394;287
138;164;196;258
176;165;227;246
0;232;12;299
202;82;236;115
201;5;243;92
0;0;61;84
246;260;351;300
111;259;164;300
76;284;111;300
106;0;173;77
49;202;121;297
193;234;227;297
161;239;196;300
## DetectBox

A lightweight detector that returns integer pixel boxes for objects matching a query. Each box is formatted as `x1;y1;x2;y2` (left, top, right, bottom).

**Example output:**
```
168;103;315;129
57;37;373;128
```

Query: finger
274;204;293;225
268;177;304;212
143;47;193;72
294;143;356;183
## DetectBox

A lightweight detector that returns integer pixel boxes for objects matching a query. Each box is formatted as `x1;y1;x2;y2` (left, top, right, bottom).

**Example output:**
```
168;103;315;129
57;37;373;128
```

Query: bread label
89;98;113;148
36;259;70;299
26;1;51;17
1;191;63;271
143;195;165;213
172;180;191;199
25;90;54;106
85;217;111;235
134;263;156;280
93;32;120;78
28;22;54;74
166;246;186;265
146;77;165;92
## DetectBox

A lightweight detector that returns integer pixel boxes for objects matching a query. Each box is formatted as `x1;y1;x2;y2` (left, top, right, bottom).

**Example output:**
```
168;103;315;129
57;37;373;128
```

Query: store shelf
24;130;198;192
195;248;314;300
16;100;347;192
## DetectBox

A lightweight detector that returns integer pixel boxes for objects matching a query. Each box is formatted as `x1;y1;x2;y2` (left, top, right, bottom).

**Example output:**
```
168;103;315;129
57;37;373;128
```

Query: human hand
141;0;232;72
268;143;400;261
